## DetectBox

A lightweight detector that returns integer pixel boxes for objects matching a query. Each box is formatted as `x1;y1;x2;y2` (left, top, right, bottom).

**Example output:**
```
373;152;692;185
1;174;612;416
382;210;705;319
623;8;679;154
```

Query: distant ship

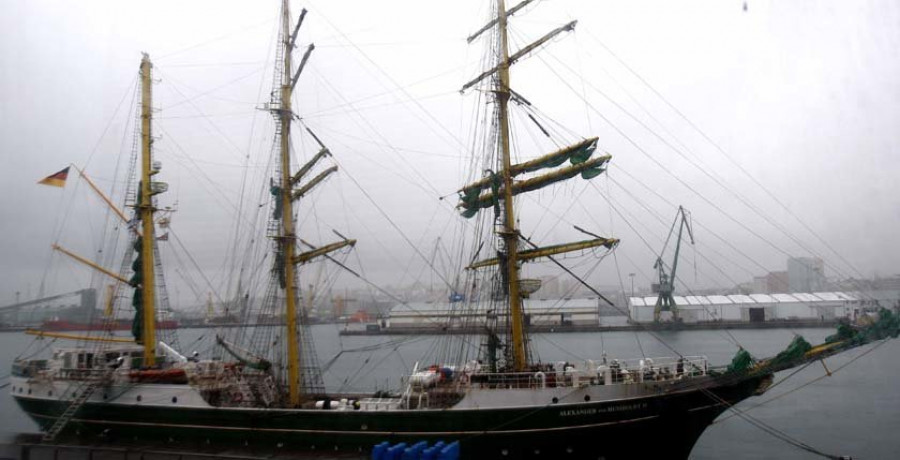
40;318;177;332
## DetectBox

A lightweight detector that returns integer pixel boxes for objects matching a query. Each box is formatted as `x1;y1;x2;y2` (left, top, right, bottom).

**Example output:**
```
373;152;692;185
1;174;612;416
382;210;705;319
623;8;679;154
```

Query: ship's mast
460;2;612;373
139;53;157;366
495;0;527;371
278;0;302;407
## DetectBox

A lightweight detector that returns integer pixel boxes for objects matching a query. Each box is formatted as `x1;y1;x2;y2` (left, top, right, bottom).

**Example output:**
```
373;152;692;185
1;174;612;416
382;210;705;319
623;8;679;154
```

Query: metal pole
139;53;156;365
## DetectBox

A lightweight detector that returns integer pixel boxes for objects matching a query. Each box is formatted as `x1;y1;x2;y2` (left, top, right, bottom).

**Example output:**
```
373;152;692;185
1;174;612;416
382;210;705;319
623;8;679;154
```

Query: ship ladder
43;369;114;442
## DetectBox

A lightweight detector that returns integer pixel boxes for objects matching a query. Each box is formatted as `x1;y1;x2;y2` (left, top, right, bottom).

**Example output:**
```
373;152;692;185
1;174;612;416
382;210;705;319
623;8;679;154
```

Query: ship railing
603;356;709;382
56;367;112;381
11;359;48;378
454;356;708;389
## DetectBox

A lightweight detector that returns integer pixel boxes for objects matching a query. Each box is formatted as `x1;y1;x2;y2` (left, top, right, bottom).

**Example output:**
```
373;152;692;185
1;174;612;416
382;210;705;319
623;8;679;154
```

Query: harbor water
1;325;897;459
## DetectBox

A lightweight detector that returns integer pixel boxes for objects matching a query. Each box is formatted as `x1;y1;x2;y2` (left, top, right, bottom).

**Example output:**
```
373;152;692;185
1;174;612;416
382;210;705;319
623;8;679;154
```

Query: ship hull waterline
12;373;770;459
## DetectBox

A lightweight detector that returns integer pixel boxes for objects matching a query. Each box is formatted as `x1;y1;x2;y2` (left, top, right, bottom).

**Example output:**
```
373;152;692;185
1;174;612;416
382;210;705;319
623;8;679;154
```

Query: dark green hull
14;374;769;459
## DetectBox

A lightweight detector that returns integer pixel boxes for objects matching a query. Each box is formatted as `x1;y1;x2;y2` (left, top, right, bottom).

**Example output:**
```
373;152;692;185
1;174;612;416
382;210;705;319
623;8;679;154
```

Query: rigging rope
700;387;846;460
715;339;891;425
585;30;871;288
543;41;876;300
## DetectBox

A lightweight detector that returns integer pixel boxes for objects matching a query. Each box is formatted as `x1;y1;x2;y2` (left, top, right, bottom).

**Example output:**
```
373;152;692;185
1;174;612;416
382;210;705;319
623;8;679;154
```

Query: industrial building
386;298;602;329
628;291;860;324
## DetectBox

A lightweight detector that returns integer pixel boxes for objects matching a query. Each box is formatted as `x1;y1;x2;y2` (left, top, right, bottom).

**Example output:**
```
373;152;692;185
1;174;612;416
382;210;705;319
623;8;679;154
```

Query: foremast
138;53;157;366
29;56;166;354
460;1;618;372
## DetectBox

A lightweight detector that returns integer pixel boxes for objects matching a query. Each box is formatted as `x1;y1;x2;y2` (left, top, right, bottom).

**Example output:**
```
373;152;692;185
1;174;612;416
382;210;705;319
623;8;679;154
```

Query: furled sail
216;335;272;371
458;153;611;218
467;237;619;269
511;137;599;174
459;138;599;197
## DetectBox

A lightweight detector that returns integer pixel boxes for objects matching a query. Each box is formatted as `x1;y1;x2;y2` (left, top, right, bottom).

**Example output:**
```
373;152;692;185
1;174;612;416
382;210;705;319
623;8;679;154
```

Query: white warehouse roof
629;292;859;307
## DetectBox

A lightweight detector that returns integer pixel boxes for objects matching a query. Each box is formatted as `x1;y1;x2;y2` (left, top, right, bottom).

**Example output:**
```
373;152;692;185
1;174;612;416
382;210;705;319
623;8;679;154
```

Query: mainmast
138;53;157;366
495;0;527;372
460;1;617;373
267;0;350;408
278;0;302;407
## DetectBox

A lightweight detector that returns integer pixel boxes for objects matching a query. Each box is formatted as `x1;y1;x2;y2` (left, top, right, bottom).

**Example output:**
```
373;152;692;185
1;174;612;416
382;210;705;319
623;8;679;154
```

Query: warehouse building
628;292;859;324
387;298;602;329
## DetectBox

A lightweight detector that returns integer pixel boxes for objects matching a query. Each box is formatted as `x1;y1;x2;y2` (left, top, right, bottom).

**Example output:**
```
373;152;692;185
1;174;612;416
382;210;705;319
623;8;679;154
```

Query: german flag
38;167;70;188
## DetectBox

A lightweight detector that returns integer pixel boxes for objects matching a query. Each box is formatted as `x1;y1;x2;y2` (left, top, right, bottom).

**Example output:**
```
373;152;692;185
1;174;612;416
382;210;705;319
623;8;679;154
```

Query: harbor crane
654;206;694;322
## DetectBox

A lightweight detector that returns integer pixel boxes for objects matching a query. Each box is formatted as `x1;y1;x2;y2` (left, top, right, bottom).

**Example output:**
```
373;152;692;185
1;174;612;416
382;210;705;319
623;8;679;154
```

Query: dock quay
339;319;839;336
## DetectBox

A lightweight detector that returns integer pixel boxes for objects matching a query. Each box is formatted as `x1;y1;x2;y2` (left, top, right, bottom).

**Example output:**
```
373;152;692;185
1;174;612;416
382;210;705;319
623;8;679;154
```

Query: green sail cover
861;308;900;340
825;322;857;344
132;288;143;343
515;149;570;174
270;185;283;220
513;138;599;174
274;248;286;289
726;348;754;373
825;309;900;344
516;156;608;194
458;157;609;218
568;141;595;164
458;172;501;218
580;164;606;180
537;154;568;169
131;236;143;343
461;207;478;219
768;335;812;369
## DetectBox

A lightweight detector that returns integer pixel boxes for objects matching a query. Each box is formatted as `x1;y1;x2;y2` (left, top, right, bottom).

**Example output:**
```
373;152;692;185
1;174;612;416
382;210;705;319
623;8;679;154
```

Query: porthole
584;395;591;402
551;397;559;404
172;396;178;404
27;388;32;395
137;395;142;402
48;391;53;397
103;393;108;400
501;449;509;456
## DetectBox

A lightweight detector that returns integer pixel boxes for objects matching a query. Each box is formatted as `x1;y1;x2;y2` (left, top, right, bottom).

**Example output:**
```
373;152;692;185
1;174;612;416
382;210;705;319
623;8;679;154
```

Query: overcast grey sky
1;0;899;309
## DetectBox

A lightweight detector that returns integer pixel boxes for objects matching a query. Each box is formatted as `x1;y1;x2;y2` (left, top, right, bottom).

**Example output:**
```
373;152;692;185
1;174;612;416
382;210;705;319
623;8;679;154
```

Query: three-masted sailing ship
10;1;899;459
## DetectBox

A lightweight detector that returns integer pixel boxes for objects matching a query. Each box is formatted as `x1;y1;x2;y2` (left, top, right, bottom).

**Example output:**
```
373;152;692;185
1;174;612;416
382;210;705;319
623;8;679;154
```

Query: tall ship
9;2;899;459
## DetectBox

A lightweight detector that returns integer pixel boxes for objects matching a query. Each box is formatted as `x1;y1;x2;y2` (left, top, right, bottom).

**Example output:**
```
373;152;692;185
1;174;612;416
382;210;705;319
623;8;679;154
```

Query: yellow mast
496;0;527;371
139;53;157;366
279;0;302;406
